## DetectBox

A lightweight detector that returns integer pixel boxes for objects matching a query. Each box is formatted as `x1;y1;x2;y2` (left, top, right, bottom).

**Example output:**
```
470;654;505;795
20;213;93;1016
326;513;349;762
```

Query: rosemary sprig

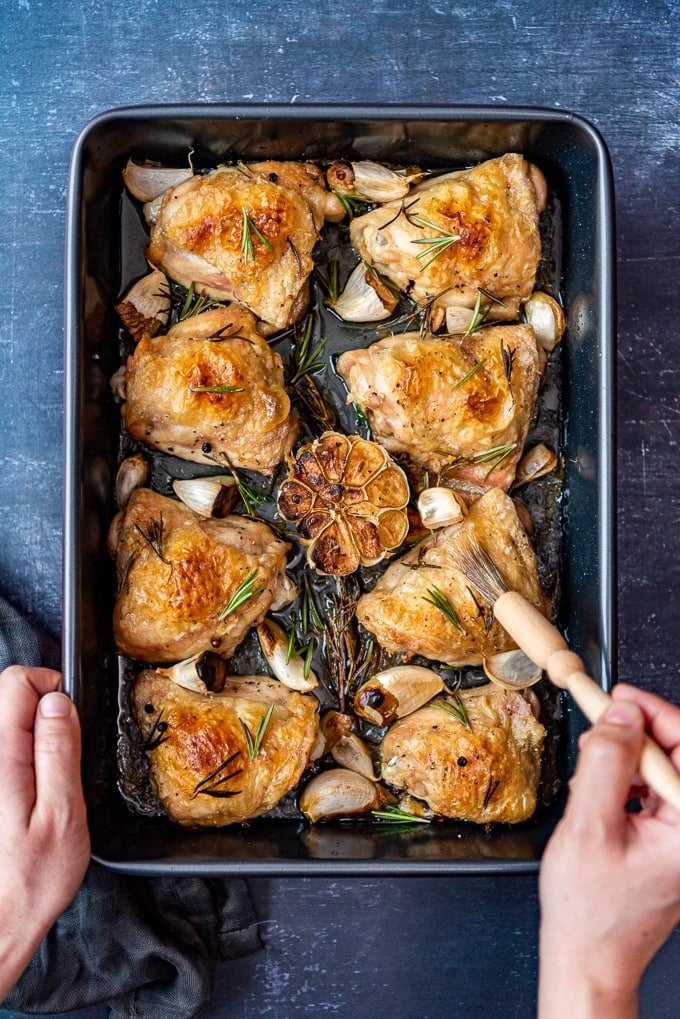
240;703;275;760
241;208;273;262
501;339;516;385
143;710;170;751
191;750;243;799
189;384;246;393
134;516;169;564
290;317;326;385
332;191;368;220
286;626;317;681
227;464;269;517
371;805;431;825
300;575;324;633
469;442;518;481
422;585;463;631
434;694;470;729
463;289;485;336
483;775;501;809
219;569;265;620
408;214;461;270
176;281;224;321
452;358;486;391
317;259;340;304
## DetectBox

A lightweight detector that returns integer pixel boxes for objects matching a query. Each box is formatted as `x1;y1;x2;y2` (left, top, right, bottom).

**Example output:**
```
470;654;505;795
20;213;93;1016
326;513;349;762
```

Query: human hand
538;685;680;1018
0;666;90;1000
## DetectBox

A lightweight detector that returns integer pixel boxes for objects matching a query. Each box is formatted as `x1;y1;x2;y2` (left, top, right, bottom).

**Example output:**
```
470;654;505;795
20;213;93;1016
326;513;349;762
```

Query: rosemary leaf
408;214;460;270
422;585;463;631
452;358;486;391
241;208;273;262
371;805;431;825
219;569;265;620
240;703;275;760
189;384;246;394
434;694;470;729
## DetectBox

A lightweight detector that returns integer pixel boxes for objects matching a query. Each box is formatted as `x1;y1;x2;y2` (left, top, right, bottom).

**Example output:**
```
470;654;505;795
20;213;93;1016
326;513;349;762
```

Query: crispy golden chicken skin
109;489;290;663
132;672;319;827
350;153;546;317
121;306;298;474
146;165;322;330
356;488;549;667
336;323;541;484
381;683;545;823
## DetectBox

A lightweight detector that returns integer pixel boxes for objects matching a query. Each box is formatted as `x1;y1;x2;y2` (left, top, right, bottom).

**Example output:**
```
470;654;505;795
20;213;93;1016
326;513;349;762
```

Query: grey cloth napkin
0;595;262;1018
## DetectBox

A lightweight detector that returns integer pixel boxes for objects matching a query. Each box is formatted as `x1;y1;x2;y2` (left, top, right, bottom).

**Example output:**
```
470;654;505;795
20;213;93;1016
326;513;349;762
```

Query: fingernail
603;702;641;726
40;692;73;718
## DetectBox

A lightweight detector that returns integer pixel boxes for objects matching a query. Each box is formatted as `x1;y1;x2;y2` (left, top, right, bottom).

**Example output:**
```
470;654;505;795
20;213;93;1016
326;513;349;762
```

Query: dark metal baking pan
63;104;616;875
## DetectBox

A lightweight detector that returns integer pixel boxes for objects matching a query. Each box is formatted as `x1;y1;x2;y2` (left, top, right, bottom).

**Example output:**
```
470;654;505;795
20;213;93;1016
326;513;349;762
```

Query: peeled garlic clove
115;454;149;508
513;444;558;488
445;305;476;335
523;292;566;353
172;476;238;518
328;262;394;322
299;768;379;822
483;649;542;690
115;269;171;341
320;712;376;781
353;665;445;726
158;651;229;694
417;487;467;529
256;618;318;692
326;159;420;202
122;159;193;202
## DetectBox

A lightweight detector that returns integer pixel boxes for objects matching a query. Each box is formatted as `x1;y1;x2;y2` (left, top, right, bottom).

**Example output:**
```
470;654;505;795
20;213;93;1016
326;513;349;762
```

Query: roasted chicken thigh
381;683;545;823
146;164;329;330
337;323;541;485
109;488;291;663
132;671;319;826
120;306;298;474
350;153;546;321
356;488;549;667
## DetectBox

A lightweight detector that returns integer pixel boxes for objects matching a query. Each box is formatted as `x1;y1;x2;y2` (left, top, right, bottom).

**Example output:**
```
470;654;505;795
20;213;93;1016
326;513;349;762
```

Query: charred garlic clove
299;768;379;822
326;160;421;203
417;487;467;530
328;262;398;322
277;431;410;576
115;454;149;509
523;292;566;353
172;476;239;518
513;444;558;488
122;159;194;203
256;618;318;692
483;648;542;690
157;651;229;694
115;269;172;341
320;711;376;780
353;665;445;726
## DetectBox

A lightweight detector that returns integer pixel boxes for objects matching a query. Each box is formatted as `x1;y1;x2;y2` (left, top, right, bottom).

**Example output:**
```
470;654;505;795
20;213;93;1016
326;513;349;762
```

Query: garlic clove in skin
115;454;149;509
353;665;445;726
122;159;194;202
327;262;395;322
326;159;422;203
513;444;558;488
417;487;467;530
256;618;318;692
522;291;566;352
172;476;239;518
157;650;230;694
299;768;379;822
115;268;172;341
320;712;376;780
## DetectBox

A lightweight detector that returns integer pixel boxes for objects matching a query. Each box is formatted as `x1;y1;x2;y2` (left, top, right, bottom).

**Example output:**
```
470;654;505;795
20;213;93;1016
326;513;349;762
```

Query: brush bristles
453;537;509;605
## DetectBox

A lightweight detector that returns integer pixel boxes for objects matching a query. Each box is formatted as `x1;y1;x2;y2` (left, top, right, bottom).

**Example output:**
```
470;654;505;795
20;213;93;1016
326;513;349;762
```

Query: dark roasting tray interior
63;104;615;875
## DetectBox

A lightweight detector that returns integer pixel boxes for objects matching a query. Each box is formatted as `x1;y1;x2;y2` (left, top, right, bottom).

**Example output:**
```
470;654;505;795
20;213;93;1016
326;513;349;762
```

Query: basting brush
454;535;680;813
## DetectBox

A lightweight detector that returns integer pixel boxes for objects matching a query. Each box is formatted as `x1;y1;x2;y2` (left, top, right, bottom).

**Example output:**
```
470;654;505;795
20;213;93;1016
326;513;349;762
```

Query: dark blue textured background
0;1;678;1015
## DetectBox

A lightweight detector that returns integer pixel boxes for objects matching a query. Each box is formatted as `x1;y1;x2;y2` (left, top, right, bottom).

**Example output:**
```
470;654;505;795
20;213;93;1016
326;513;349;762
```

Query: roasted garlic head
277;431;410;575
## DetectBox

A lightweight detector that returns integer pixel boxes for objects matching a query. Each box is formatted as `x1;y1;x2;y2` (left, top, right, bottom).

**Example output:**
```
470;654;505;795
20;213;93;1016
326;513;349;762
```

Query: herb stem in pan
219;569;265;620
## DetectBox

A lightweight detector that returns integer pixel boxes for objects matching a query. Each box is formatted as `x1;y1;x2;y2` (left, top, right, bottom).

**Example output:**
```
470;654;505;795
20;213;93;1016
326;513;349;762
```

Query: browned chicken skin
121;306;298;474
350;153;546;318
336;323;541;485
356;488;549;667
131;672;319;827
146;164;327;330
109;489;291;663
381;683;545;823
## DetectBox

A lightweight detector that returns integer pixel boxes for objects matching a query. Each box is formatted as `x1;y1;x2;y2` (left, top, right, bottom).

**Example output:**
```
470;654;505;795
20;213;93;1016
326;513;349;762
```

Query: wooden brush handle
494;591;680;814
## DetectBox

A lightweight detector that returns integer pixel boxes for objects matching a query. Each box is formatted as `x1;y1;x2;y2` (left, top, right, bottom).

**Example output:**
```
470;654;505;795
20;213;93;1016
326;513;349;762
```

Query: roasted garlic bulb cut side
277;431;410;575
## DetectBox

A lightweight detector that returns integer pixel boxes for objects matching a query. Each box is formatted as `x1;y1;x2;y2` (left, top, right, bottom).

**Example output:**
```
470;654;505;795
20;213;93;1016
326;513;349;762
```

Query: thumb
567;700;645;837
33;692;86;827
